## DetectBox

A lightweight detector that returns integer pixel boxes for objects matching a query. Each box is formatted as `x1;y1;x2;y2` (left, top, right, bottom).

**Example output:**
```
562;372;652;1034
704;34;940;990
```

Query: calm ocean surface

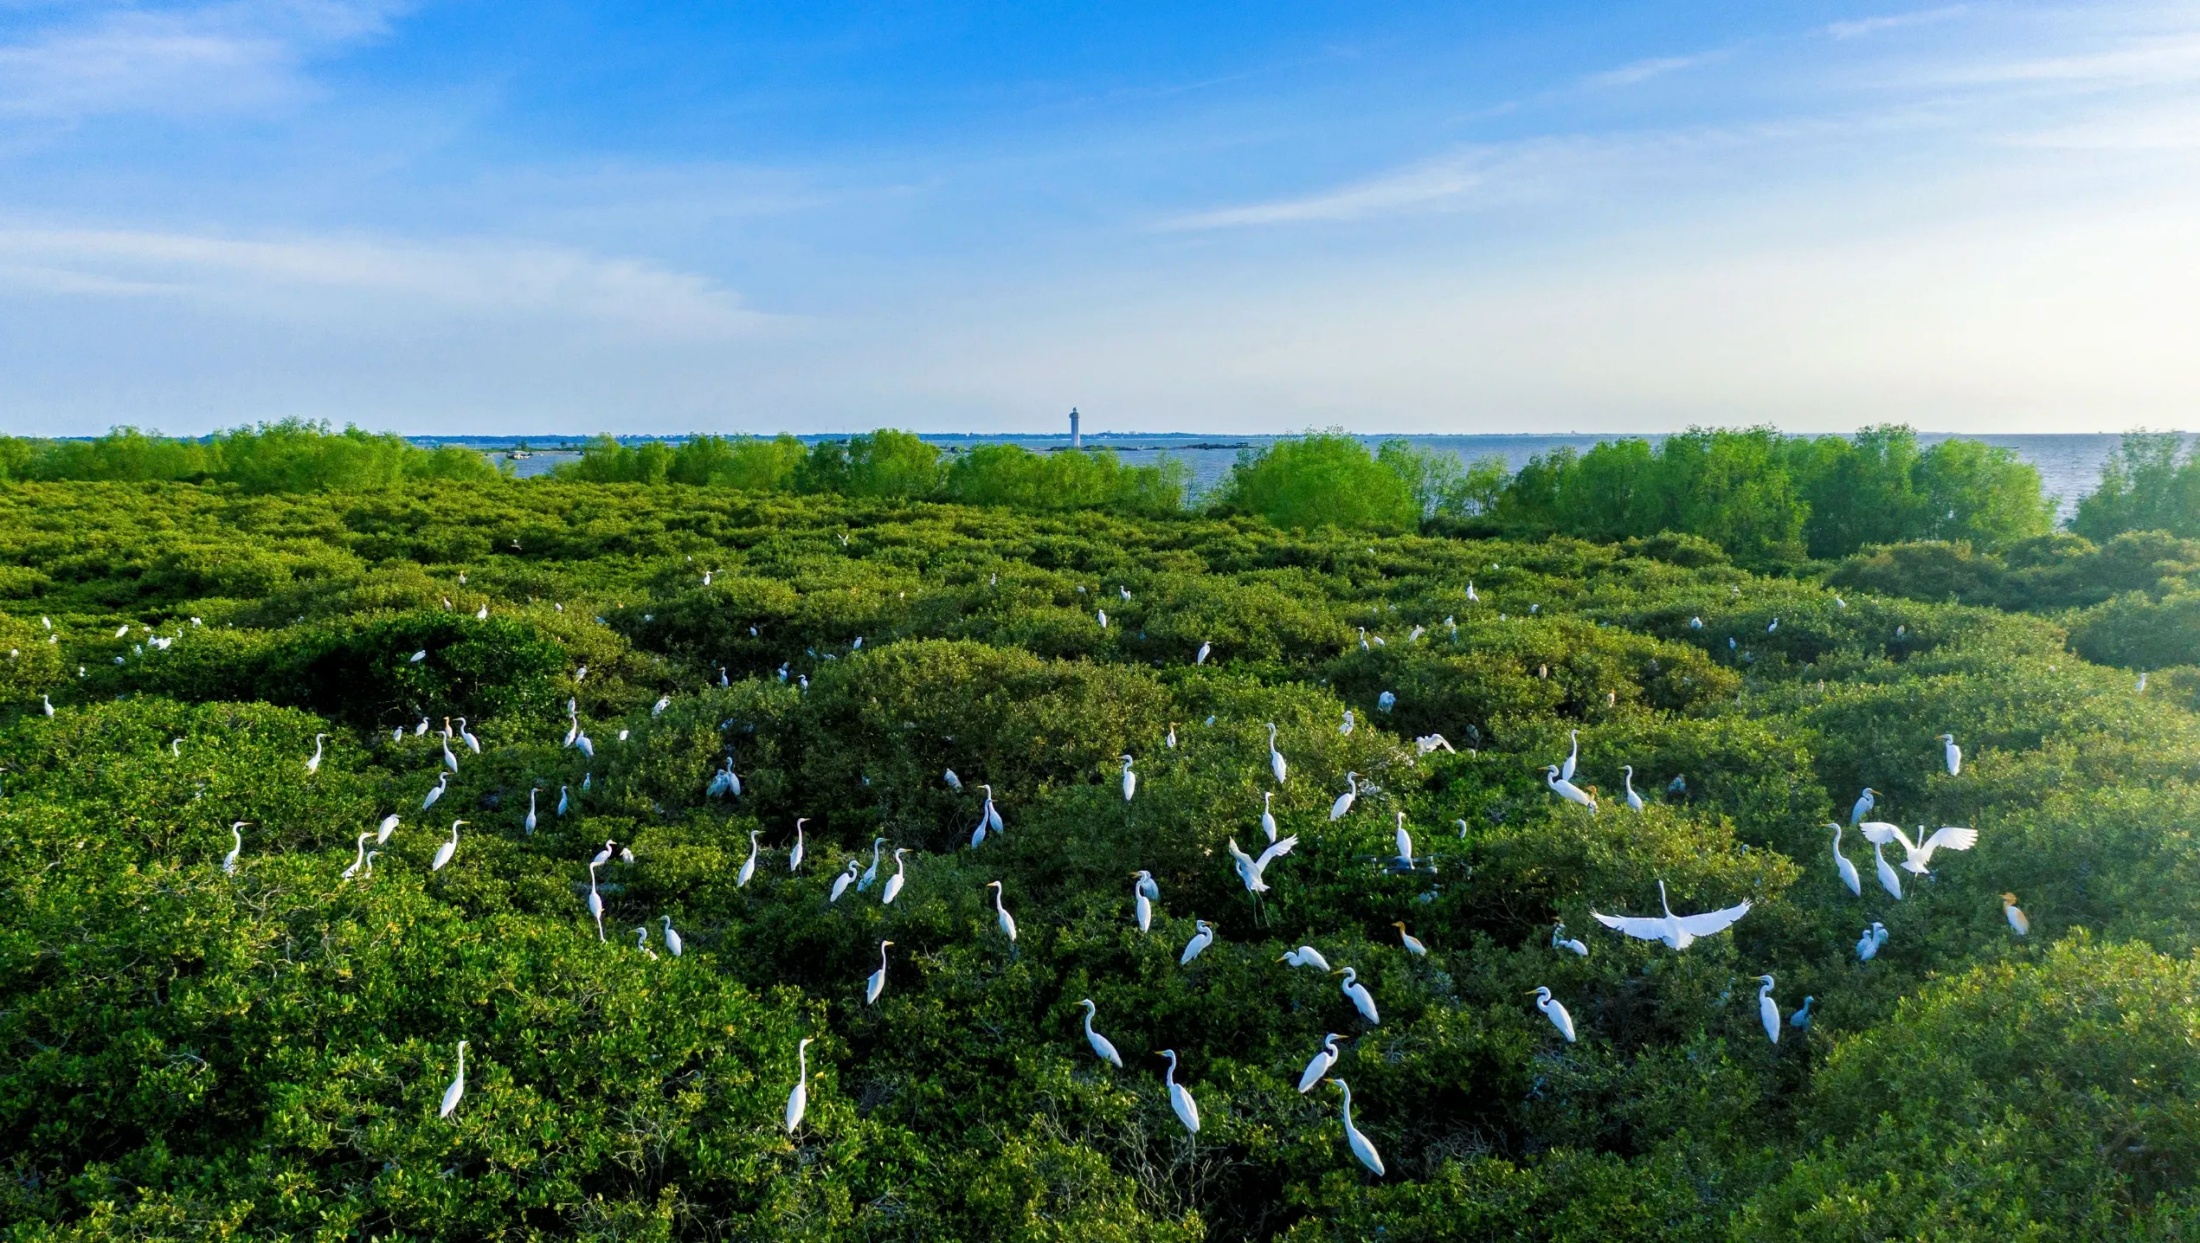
422;432;2176;519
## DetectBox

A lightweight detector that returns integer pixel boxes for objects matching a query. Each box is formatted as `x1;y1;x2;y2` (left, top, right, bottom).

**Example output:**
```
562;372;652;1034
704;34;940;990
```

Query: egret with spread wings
1859;822;1978;875
1591;880;1752;950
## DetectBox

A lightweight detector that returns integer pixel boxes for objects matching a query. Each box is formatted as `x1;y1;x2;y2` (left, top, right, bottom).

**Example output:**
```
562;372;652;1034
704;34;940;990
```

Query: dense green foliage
0;422;503;491
2073;432;2200;543
4;475;2198;1240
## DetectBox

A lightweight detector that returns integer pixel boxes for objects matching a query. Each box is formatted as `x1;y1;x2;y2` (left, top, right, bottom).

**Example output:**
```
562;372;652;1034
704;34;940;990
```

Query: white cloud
1822;6;1969;41
1582;51;1721;89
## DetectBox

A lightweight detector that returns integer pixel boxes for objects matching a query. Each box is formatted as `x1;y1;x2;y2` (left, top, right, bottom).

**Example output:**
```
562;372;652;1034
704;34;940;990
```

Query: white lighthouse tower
1069;407;1081;448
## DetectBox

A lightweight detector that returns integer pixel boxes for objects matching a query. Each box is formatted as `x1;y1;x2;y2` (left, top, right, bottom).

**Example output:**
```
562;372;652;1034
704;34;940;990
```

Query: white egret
1530;986;1577;1042
1280;945;1332;971
1939;733;1962;777
1196;641;1212;666
1416;734;1455;755
422;773;448;810
858;839;885;891
524;788;539;835
1857;922;1888;961
1332;1079;1385;1176
591;839;618;867
986;880;1018;942
1267;723;1287;785
1299;1033;1344;1092
1551;923;1588;956
1859;822;1978;876
575;733;593;759
1590;880;1752;950
660;915;683;958
1376;691;1395;713
1340;710;1356;736
220;822;246;875
1756;975;1781;1044
789;818;807;873
1097;609;1108;628
1225;835;1298;893
2003;893;2030;936
1849;787;1877;826
441;734;459;773
362;850;379;877
738;831;760;888
1261;791;1279;843
1827;823;1862;897
1561;730;1579;782
1335;967;1380;1024
431;820;465;872
1078;999;1123;1068
1392;812;1415;870
377;813;400;845
784;1037;813;1133
1329;773;1359;821
1160;1050;1200;1133
1789;997;1815;1029
439;1041;467;1118
341;832;371;879
416;717;431;736
1120;755;1137;802
41;693;54;717
829;860;860;903
585;862;605;940
556;786;569;816
1545;766;1597;812
881;849;909;905
458;718;481;754
634;925;657;959
1392;922;1427;956
653;696;671;717
1866;836;1903;899
1132;871;1155;931
943;768;962;792
476;603;488;620
1622;766;1645;813
306;733;328;774
1166;723;1178;750
1181;919;1215;964
864;940;894;1004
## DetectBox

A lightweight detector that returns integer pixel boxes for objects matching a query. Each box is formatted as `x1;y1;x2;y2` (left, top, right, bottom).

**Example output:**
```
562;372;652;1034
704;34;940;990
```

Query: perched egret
441;734;459;773
864;941;894;1004
1299;1033;1344;1092
1078;1000;1124;1067
1132;871;1155;931
556;786;569;817
362;850;379;877
1859;822;1978;876
858;839;886;891
1340;710;1356;736
1280;945;1332;971
591;839;618;867
523;787;539;835
1160;1050;1200;1134
1857;922;1889;961
1621;766;1645;813
457;718;481;754
881;849;909;905
829;860;860;903
439;1041;468;1119
1226;835;1298;892
653;696;671;717
1335;967;1380;1024
660;915;683;958
1530;986;1577;1042
1392;922;1427;955
575;733;594;759
1120;755;1138;802
221;822;246;875
422;773;448;810
1827;823;1862;897
943;768;962;792
982;784;1005;836
1267;723;1288;785
341;832;371;879
1789;997;1815;1029
1849;787;1878;826
1332;1079;1385;1176
432;821;465;872
2003;893;2030;936
1392;812;1416;870
986;880;1019;942
1560;730;1579;782
1261;791;1279;843
1196;641;1211;665
1756;975;1781;1044
416;717;430;737
1329;773;1359;822
634;925;657;959
1590;880;1752;950
376;813;400;844
1866;835;1904;899
738;831;760;888
1097;609;1107;628
784;1037;813;1133
41;693;54;717
585;862;605;940
1377;690;1396;713
1545;766;1597;812
1551;921;1589;955
789;818;807;873
306;733;328;774
1181;919;1216;964
1939;733;1962;777
1166;723;1178;750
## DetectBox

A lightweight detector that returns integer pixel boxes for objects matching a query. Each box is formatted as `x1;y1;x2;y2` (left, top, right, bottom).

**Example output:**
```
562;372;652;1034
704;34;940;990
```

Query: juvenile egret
1789;997;1815;1029
1160;1050;1200;1133
1545;766;1597;812
789;819;807;873
305;733;328;774
221;822;245;874
1392;812;1415;870
1078;999;1123;1068
422;773;448;810
1120;755;1137;802
1267;723;1288;785
377;813;400;844
1332;1079;1385;1176
1226;835;1298;892
1939;733;1962;777
785;1037;812;1133
1261;791;1278;843
1849;787;1878;826
1329;773;1359;821
439;1041;467;1118
634;925;657;958
556;786;569;817
1590;880;1752;950
1181;919;1215;964
1335;967;1380;1024
341;833;371;879
1561;730;1579;781
1196;641;1211;665
986;880;1019;942
431;821;465;872
738;831;760;888
660;915;683;957
881;849;909;905
1132;871;1155;931
858;839;885;891
1299;1033;1344;1092
1166;723;1177;750
2003;893;2030;936
1827;823;1862;897
1756;975;1781;1044
1859;822;1978;876
1281;945;1332;971
1340;710;1355;736
1392;922;1427;955
1530;987;1577;1042
829;860;860;903
1857;922;1888;961
523;788;539;836
1621;766;1645;812
1551;923;1589;956
943;768;962;792
864;941;894;1004
458;718;481;754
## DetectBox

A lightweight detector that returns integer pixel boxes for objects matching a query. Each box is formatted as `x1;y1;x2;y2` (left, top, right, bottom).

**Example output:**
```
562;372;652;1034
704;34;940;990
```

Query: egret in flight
1329;773;1359;821
1132;871;1156;931
422;773;447;810
1226;836;1297;893
1530;986;1576;1042
1860;823;1978;876
1332;1079;1385;1176
1560;730;1579;782
784;1037;812;1133
439;1040;467;1118
305;733;328;774
1160;1050;1200;1133
858;839;886;891
1120;755;1137;802
1299;1033;1344;1093
376;814;400;845
221;822;246;875
431;820;465;872
1266;723;1288;785
1590;880;1752;950
341;833;371;879
829;860;860;903
986;881;1018;942
1392;922;1427;956
660;915;683;958
1827;824;1862;897
2003;893;2030;936
1078;999;1124;1068
1857;922;1888;961
1621;766;1645;813
1756;975;1781;1044
1336;967;1380;1024
864;941;894;1004
881;849;909;905
1181;920;1215;964
1261;791;1278;843
1280;945;1332;971
789;819;807;873
1939;733;1961;777
1551;923;1588;956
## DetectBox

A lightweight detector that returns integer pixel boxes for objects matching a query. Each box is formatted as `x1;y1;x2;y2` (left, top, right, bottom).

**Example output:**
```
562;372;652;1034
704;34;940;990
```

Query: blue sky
2;1;2196;435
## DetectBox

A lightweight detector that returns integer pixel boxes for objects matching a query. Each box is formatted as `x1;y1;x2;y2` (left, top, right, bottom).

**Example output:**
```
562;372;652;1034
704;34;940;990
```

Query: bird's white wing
1591;911;1673;940
1257;836;1299;868
1675;899;1753;937
1918;826;1978;860
1857;821;1912;850
1225;839;1254;868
